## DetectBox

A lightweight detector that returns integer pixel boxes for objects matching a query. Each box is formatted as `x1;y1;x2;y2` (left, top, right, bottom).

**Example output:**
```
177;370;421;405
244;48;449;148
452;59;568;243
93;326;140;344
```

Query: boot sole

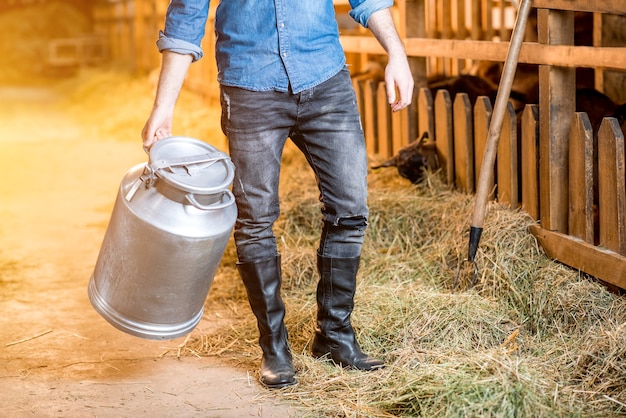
261;377;297;389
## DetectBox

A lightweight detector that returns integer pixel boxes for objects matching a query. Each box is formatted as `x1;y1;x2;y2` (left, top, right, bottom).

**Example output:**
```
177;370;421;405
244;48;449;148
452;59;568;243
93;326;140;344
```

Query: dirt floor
0;85;298;417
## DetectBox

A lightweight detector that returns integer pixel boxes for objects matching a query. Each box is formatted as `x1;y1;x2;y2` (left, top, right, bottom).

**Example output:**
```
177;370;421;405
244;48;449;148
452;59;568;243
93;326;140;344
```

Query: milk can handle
185;190;235;210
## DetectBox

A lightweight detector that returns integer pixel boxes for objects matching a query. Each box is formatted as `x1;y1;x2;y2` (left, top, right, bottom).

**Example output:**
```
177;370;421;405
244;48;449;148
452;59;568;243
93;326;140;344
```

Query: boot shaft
237;256;286;337
316;254;360;330
236;256;296;388
313;254;385;370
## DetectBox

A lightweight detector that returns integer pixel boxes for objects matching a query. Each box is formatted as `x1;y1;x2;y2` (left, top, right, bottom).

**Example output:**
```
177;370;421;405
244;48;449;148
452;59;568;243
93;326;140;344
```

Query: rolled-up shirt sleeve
157;0;210;62
348;0;394;28
157;31;204;62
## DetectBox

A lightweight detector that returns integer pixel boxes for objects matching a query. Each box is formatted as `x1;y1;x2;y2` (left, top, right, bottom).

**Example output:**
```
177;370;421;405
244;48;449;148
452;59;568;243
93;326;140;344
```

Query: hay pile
193;146;626;417
61;70;625;417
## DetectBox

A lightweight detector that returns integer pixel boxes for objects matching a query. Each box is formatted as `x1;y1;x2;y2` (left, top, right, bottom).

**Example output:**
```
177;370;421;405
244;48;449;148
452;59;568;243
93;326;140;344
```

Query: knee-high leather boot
311;254;384;370
237;256;296;388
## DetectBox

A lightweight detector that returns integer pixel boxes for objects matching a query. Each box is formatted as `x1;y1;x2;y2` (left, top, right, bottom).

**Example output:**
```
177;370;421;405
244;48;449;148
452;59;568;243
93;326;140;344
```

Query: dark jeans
220;67;369;263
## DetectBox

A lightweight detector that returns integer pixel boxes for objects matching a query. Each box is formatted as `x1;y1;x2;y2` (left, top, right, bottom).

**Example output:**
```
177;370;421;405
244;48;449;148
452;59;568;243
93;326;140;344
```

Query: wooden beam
529;225;626;290
339;37;626;71
538;9;575;233
533;0;625;14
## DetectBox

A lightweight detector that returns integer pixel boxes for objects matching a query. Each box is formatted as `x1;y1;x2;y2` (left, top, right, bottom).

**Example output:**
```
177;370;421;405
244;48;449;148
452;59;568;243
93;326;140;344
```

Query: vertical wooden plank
363;79;378;156
403;0;427;142
455;0;467;73
417;88;434;142
435;89;454;185
400;104;411;149
473;96;492;196
434;0;443;74
377;82;392;158
538;8;576;232
484;0;493;40
598;118;626;255
389;97;404;154
593;13;604;91
471;0;482;40
498;0;507;41
497;101;518;208
521;104;539;220
441;0;452;39
424;0;437;74
391;109;405;154
568;113;595;244
456;0;467;40
441;0;452;75
454;93;474;193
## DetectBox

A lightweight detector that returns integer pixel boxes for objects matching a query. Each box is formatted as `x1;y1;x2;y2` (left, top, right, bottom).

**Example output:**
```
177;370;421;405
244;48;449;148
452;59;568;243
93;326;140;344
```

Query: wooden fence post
496;101;518;208
377;82;392;158
417;88;434;141
598;118;626;255
473;96;492;196
434;89;454;185
538;8;576;232
521;104;539;219
568;113;595;244
453;93;474;193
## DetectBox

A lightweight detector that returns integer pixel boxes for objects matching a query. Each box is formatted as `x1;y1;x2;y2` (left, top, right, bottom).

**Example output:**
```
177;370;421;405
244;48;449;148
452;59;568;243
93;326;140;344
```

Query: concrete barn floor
0;85;297;417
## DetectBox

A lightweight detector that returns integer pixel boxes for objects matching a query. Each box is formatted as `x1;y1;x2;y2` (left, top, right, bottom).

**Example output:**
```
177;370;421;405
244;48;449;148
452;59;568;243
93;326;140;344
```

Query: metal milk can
88;136;237;340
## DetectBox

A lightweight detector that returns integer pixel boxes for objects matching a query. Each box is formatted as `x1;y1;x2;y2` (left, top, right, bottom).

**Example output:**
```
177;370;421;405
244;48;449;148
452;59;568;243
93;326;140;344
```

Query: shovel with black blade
454;0;534;289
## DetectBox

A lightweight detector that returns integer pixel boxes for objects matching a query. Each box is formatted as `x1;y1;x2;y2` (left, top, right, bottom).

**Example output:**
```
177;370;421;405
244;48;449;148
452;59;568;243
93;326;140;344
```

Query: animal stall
339;0;626;291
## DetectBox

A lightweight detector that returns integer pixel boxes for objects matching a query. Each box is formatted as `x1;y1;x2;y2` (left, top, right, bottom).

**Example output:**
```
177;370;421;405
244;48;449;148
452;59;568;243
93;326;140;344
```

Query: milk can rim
148;136;234;195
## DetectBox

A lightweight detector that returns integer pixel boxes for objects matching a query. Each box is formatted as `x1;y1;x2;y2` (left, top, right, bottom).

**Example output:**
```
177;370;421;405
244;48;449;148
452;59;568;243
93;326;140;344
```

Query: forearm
142;50;193;147
153;50;194;113
366;8;407;62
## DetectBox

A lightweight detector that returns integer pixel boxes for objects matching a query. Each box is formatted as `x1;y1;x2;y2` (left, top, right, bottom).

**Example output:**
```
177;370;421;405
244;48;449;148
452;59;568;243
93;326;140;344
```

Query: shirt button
282;53;287;58
280;23;285;28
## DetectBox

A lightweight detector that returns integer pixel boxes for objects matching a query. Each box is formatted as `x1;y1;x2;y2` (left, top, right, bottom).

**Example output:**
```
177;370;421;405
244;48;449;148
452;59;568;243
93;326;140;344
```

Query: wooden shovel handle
471;0;534;229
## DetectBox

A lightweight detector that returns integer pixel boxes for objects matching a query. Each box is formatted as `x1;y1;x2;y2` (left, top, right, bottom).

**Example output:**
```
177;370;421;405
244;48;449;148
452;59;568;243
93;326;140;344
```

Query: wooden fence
347;0;626;291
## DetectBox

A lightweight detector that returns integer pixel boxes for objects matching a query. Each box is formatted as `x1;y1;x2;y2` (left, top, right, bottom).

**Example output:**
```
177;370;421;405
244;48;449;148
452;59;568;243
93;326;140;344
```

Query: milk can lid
148;136;234;194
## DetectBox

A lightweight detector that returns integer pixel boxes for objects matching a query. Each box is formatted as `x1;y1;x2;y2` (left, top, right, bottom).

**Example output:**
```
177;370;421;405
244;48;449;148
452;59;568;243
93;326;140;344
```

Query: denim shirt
157;0;393;93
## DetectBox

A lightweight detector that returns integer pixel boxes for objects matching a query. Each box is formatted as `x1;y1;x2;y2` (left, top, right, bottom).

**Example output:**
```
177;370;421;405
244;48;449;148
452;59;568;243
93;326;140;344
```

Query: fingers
386;83;398;108
155;128;171;140
385;66;414;112
141;122;171;152
388;83;413;112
